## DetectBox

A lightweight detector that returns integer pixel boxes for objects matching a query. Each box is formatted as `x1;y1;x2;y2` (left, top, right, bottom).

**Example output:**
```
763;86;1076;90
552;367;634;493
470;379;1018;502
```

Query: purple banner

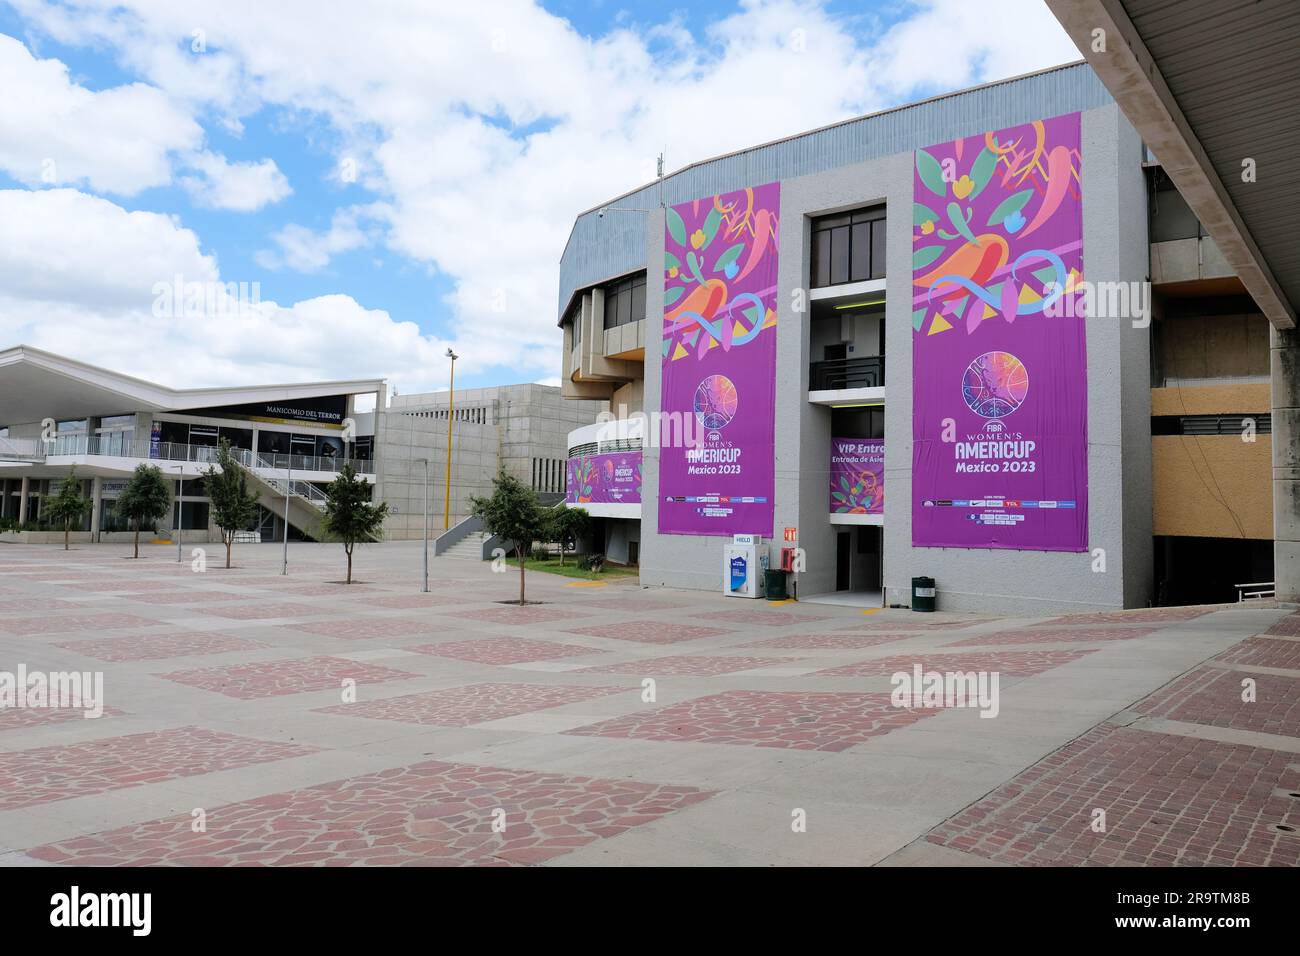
830;438;883;515
566;451;642;505
658;182;779;536
911;112;1087;551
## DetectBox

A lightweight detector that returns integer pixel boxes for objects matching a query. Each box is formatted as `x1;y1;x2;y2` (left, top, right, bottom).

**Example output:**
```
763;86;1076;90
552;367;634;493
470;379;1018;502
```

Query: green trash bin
764;568;788;601
911;576;936;612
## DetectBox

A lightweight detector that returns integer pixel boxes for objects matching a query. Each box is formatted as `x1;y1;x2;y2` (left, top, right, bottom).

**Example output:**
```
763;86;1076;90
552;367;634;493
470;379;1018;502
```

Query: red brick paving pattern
815;648;1097;677
366;593;467;609
409;637;603;665
0;727;318;811
573;598;691;611
1265;611;1300;637
54;631;268;662
315;682;626;726
116;590;247;604
1136;666;1300;738
1042;607;1216;626
160;656;418;699
0;613;163;635
578;655;799;677
193;602;326;620
563;620;733;645
0;598;85;611
25;759;714;866
947;626;1158;647
741;633;910;650
695;608;831;627
281;617;436;640
569;690;939;752
0;706;123;732
926;725;1300;866
1217;635;1300;670
451;606;589;626
838;618;988;632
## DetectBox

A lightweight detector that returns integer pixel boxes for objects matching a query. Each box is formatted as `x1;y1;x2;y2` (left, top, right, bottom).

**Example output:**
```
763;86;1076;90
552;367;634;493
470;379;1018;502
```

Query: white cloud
3;0;1080;383
0;189;460;395
256;206;376;272
0;33;202;194
180;151;292;211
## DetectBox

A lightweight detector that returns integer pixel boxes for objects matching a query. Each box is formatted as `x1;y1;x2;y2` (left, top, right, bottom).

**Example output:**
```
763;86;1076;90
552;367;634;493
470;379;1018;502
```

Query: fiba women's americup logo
693;374;738;439
961;351;1028;419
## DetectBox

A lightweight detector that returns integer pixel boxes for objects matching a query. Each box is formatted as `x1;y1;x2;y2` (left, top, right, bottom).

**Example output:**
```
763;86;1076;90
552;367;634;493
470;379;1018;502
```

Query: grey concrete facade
630;101;1154;613
1272;326;1300;603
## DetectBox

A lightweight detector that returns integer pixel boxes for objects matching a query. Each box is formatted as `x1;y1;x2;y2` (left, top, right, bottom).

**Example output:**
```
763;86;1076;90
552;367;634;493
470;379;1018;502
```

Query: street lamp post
281;453;291;576
176;462;184;563
443;348;458;530
414;457;429;592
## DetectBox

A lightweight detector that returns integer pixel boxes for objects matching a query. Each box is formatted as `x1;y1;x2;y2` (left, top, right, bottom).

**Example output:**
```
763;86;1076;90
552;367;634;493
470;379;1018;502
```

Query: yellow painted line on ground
767;598;795;606
860;607;883;616
565;580;608;588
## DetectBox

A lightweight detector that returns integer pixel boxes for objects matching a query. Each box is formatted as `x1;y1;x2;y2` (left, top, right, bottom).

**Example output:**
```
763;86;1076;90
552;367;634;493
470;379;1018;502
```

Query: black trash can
911;576;936;612
764;568;788;601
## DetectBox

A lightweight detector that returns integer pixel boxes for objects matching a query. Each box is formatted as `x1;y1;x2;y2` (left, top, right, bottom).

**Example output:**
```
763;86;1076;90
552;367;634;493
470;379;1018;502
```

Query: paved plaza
0;540;1296;866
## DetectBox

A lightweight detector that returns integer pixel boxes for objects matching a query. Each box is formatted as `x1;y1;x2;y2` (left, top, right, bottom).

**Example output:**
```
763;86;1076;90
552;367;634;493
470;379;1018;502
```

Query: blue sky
0;1;1078;396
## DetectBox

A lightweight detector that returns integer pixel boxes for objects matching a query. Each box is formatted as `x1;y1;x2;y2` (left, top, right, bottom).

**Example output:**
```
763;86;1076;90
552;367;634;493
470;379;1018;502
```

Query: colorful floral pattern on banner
911;112;1087;551
566;452;642;505
658;182;779;536
830;438;883;514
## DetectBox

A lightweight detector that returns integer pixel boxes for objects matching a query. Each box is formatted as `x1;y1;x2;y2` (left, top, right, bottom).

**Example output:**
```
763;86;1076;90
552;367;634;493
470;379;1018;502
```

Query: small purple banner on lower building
658;181;780;536
566;451;642;505
911;111;1088;552
830;438;883;515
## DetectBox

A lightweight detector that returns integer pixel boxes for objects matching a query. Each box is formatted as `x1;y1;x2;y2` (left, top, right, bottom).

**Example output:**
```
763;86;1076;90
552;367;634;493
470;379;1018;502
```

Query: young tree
321;463;389;584
203;438;259;569
44;469;92;551
547;503;591;566
117;463;172;559
470;472;545;605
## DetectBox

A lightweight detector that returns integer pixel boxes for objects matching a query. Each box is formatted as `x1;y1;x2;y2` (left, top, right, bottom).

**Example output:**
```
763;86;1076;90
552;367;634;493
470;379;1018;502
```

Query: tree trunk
225;535;232;569
132;525;140;559
346;547;353;584
559;543;565;566
64;522;70;551
517;545;526;605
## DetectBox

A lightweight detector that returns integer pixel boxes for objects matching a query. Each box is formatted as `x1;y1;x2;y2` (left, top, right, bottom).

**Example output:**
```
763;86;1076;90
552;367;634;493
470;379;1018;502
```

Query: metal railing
810;355;885;391
16;435;373;475
260;477;329;508
1235;581;1275;602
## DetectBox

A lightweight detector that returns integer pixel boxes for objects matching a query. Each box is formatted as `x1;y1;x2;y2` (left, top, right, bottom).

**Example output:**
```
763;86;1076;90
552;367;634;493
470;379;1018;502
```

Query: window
810;206;886;288
602;272;647;330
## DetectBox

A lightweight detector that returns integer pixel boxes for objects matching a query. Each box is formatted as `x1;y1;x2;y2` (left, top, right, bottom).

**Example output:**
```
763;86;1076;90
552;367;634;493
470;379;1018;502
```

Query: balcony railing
810;355;885;391
16;435;374;475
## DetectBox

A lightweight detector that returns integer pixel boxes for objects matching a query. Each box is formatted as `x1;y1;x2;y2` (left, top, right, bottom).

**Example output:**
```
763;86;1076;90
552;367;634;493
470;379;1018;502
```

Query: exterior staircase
438;531;493;561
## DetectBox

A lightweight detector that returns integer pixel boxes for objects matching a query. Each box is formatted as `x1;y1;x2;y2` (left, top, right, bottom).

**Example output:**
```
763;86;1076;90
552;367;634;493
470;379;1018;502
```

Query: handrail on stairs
434;513;484;557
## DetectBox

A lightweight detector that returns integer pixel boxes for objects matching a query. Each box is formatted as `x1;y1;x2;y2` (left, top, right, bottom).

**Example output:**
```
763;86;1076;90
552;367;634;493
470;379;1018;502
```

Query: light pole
176;462;184;563
281;452;291;576
414;457;429;592
443;348;458;530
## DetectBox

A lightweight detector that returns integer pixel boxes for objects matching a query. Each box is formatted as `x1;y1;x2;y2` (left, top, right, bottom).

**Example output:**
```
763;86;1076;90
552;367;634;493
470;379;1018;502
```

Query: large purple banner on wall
912;112;1087;551
658;182;779;536
566;451;642;505
830;438;883;515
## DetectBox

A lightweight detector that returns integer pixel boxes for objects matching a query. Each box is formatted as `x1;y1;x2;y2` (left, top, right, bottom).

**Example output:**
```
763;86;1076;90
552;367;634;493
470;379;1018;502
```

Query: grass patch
505;556;639;581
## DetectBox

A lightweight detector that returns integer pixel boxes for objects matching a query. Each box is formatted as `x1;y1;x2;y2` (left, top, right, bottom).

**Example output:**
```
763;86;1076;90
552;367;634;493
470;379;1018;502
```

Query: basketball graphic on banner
961;351;1029;419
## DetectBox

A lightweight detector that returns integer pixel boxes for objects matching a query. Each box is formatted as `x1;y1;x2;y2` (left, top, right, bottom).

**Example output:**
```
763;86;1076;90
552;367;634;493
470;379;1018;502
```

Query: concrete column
90;476;103;542
17;475;29;524
1272;326;1300;603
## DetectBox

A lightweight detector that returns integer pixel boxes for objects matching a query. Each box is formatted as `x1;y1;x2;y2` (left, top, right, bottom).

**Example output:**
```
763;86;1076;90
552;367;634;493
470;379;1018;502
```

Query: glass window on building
810;205;886;288
602;272;647;329
173;500;210;531
218;426;253;451
95;414;136;456
258;430;291;455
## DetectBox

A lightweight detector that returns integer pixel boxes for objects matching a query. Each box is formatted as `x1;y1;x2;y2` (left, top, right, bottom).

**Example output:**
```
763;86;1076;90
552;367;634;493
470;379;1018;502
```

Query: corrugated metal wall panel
558;62;1112;317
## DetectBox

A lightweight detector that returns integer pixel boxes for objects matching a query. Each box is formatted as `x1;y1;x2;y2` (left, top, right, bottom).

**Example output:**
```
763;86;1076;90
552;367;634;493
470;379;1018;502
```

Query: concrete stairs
438;531;492;561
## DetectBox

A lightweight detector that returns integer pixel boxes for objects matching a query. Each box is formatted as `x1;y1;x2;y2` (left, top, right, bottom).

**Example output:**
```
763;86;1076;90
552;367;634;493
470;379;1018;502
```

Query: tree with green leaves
321;463;389;584
470;471;545;605
117;463;172;559
546;503;590;566
44;469;91;551
203;438;259;569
